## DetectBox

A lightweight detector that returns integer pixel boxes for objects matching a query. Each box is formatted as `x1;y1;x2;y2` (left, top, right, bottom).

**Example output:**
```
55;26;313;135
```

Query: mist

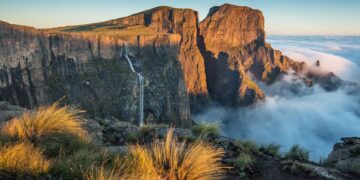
193;36;360;161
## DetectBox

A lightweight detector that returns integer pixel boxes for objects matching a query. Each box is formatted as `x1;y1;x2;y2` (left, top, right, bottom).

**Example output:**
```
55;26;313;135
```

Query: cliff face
0;4;308;126
199;4;302;105
0;7;196;127
108;7;209;109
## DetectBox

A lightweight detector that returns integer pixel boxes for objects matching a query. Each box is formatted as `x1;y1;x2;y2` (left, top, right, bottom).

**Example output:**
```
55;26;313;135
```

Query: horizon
0;0;359;36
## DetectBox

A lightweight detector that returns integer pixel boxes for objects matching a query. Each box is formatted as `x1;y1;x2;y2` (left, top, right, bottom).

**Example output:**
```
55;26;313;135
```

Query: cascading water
123;43;144;127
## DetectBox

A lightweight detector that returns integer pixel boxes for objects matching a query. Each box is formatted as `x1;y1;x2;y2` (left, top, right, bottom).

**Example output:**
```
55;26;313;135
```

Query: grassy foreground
0;103;226;179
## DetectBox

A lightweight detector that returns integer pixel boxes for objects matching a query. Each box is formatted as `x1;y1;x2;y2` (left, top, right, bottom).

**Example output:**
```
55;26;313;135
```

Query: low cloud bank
194;37;360;161
194;78;360;160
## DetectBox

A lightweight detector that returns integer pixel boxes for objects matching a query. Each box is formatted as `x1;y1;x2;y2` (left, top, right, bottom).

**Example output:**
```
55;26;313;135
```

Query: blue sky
0;0;359;35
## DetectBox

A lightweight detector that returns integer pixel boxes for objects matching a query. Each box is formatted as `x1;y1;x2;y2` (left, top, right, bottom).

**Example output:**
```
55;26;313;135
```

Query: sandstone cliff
0;8;196;127
199;4;303;106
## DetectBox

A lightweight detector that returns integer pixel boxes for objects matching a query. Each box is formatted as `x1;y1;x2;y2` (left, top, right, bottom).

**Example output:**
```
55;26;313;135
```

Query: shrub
192;122;220;138
260;143;281;157
0;143;50;175
125;128;226;179
1;103;91;156
234;153;254;176
285;144;310;161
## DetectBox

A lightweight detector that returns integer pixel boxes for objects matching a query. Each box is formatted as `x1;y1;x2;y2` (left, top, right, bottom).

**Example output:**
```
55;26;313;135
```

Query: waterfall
123;43;144;127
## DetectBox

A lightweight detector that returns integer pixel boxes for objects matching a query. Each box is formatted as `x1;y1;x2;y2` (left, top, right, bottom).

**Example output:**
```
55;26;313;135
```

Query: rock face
107;6;209;111
0;4;310;126
0;7;196;127
328;137;360;175
199;4;303;106
0;101;26;122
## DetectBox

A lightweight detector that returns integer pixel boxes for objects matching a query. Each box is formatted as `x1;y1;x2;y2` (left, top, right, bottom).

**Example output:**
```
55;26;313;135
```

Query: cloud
283;48;360;83
193;37;360;161
193;77;360;160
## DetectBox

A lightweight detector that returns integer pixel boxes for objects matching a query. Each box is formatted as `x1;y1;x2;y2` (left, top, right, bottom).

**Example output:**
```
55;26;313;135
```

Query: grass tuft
234;153;254;176
1;102;87;141
126;128;226;179
1;102;90;156
0;143;50;175
50;148;106;179
285;144;310;161
85;164;120;180
235;140;259;154
260;143;281;157
192;122;220;138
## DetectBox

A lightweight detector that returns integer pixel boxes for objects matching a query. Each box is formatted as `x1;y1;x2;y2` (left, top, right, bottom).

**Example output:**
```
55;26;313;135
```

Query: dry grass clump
126;128;226;180
1;102;87;142
0;143;50;175
84;156;126;180
85;164;120;180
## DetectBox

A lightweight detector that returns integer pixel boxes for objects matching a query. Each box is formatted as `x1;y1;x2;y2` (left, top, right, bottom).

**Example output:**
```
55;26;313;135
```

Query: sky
0;0;359;35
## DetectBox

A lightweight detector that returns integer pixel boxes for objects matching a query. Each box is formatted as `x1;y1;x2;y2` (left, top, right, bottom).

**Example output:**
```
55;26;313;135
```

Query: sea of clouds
193;36;360;161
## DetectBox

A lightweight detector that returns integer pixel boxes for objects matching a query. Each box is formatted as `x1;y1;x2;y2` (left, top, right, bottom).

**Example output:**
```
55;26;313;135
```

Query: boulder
328;137;360;175
0;101;26;122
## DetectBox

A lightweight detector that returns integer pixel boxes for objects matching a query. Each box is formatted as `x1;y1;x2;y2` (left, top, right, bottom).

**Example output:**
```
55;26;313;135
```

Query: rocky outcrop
199;4;304;106
328;137;360;175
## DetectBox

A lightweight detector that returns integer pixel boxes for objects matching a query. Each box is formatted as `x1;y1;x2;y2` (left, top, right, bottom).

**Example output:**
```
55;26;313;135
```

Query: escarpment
0;10;192;127
0;4;309;126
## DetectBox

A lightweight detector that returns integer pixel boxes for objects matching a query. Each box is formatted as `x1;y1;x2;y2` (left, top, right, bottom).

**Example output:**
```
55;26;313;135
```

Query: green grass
260;143;281;157
126;124;169;143
234;153;254;177
47;22;168;39
284;144;310;161
50;148;110;179
235;140;259;154
192;122;221;138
